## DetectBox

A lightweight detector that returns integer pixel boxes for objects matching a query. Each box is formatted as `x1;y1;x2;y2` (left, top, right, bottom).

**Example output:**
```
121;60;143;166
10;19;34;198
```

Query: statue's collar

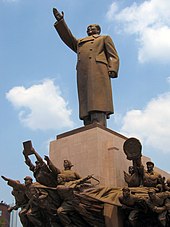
79;35;100;43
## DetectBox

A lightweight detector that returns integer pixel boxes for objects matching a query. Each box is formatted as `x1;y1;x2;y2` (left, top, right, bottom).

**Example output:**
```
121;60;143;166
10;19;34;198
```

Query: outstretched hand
1;176;8;181
44;155;49;161
53;8;64;21
86;174;93;180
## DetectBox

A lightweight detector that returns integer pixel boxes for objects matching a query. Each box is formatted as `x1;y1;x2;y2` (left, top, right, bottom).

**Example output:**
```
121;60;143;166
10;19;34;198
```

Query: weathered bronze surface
2;137;170;226
123;137;142;160
121;137;170;226
53;8;119;127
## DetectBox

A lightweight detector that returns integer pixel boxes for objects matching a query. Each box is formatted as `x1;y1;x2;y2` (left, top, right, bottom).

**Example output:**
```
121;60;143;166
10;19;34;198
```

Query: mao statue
53;8;119;127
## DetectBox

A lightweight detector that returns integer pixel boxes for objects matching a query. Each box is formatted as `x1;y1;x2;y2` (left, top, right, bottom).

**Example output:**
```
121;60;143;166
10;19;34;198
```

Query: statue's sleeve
25;156;35;172
48;158;61;176
104;36;119;75
54;19;78;53
7;179;24;190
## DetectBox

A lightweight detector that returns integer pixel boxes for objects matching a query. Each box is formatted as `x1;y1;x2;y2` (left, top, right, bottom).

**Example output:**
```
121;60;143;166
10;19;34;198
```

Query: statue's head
148;189;156;198
64;160;73;170
24;176;33;186
146;161;154;172
35;160;41;170
166;178;170;186
57;174;65;185
128;166;135;175
87;24;101;36
122;187;130;197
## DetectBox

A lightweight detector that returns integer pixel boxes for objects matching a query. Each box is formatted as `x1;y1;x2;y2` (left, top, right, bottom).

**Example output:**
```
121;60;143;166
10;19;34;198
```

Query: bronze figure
23;143;59;187
53;8;119;127
1;176;32;227
146;189;167;227
119;187;147;227
143;161;162;187
123;138;144;187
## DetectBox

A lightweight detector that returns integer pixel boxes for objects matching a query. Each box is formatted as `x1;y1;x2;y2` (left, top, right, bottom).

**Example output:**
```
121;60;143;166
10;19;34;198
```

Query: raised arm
31;148;44;165
23;153;35;172
1;176;24;190
53;8;77;53
44;155;61;176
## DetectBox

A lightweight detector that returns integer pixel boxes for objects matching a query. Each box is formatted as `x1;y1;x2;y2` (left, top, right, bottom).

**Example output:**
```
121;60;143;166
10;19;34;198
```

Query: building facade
0;202;10;227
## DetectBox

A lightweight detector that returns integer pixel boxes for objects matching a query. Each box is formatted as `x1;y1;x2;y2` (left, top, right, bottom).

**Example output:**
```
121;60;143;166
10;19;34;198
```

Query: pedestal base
50;124;130;187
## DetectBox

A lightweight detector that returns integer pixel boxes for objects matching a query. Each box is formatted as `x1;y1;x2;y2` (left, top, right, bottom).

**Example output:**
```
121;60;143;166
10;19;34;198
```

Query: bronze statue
44;157;81;183
123;138;144;187
165;197;170;226
23;141;60;187
59;159;81;182
146;189;167;227
166;178;170;191
53;8;119;127
56;174;94;226
143;161;162;187
124;166;141;187
4;138;170;226
1;176;31;227
119;187;147;227
18;176;61;227
22;176;60;227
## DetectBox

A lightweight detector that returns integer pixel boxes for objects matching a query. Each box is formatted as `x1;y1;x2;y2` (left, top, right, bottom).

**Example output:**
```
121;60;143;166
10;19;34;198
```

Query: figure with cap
22;176;51;227
165;178;170;192
143;161;162;187
56;174;94;226
53;8;119;127
59;159;81;183
124;166;141;187
119;187;147;227
40;156;81;184
1;176;31;227
146;188;168;227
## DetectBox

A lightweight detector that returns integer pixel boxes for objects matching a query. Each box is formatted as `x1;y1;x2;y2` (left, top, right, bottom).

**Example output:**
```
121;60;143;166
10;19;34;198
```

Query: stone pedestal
50;124;130;187
49;123;170;226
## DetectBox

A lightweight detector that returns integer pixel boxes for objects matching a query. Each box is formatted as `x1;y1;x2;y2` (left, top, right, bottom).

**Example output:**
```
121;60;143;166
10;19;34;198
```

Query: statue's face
64;160;71;170
129;166;134;175
123;189;130;198
35;161;41;170
87;25;100;36
148;191;156;199
24;178;32;186
57;174;65;185
147;164;154;172
167;180;170;186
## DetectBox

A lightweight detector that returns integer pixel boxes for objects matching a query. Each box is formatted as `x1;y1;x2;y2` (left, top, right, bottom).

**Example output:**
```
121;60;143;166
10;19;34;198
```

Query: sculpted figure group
121;138;170;227
2;138;170;227
2;141;104;227
119;183;170;227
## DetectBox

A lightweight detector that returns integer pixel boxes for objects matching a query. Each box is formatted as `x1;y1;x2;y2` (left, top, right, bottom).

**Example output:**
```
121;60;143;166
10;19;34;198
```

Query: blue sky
1;0;170;206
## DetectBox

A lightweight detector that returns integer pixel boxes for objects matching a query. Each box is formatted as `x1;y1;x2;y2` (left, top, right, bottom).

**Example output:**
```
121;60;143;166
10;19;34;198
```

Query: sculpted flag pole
53;8;119;127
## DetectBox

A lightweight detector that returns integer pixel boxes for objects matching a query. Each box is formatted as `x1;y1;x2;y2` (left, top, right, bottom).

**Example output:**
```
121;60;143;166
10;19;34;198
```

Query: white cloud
107;0;170;63
120;92;170;153
106;2;118;21
6;79;74;130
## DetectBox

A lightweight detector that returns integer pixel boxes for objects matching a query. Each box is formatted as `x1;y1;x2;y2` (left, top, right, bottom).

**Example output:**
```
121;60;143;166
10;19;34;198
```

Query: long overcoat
54;19;119;120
